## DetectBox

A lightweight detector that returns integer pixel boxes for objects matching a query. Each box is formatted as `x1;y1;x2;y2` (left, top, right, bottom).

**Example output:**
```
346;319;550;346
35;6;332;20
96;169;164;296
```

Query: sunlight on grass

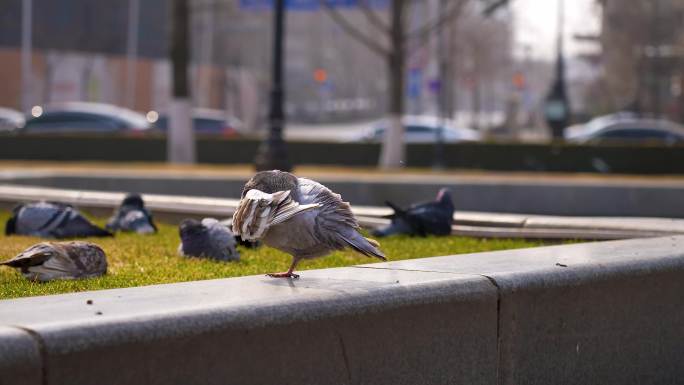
0;210;547;299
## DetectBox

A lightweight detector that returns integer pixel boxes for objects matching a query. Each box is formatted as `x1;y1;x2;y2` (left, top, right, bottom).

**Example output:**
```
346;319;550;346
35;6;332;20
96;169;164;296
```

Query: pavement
3;160;684;185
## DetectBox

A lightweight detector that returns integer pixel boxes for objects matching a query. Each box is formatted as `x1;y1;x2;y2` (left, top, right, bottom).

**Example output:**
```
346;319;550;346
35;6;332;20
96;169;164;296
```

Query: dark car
150;109;243;137
22;102;150;135
566;116;684;145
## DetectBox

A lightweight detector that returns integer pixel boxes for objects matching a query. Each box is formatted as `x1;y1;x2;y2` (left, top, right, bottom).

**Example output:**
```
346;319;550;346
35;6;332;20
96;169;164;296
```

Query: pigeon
232;170;386;278
218;218;261;249
178;218;240;261
5;201;113;238
372;188;455;237
106;193;157;234
0;241;108;282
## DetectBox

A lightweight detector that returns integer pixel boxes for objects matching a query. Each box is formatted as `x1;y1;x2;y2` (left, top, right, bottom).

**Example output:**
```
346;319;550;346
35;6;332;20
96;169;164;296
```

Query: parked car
21;102;151;135
348;115;481;143
150;108;243;138
565;115;684;145
0;107;25;132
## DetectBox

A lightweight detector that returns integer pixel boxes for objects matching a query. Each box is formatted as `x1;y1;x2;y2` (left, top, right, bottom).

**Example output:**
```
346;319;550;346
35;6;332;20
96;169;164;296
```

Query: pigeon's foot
267;272;300;279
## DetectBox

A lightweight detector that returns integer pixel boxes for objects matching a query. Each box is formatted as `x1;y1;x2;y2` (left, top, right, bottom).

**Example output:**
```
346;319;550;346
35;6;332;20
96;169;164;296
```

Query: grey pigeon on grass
232;170;385;279
106;193;157;234
0;241;107;282
372;188;454;237
6;201;112;238
178;218;240;261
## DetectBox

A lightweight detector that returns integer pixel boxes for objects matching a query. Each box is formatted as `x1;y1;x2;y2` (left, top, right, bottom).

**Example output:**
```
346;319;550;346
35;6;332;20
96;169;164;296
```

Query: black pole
544;0;570;140
255;0;292;171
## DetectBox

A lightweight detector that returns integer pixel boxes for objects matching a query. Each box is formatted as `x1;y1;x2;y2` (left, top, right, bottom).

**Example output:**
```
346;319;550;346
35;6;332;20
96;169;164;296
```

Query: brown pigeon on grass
0;241;107;282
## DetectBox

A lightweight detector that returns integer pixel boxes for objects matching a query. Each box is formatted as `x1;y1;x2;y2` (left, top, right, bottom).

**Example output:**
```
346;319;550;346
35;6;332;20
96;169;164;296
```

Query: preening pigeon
5;201;112;238
106;193;157;234
178;218;240;261
232;170;385;278
372;188;454;237
0;241;107;282
218;218;261;249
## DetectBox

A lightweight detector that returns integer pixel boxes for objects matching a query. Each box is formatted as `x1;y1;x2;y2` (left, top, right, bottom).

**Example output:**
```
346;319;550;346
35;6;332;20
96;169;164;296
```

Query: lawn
0;210;547;300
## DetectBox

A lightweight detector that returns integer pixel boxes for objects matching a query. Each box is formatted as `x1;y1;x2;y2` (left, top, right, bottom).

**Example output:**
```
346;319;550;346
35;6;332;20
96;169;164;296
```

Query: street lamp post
255;0;292;172
544;0;571;139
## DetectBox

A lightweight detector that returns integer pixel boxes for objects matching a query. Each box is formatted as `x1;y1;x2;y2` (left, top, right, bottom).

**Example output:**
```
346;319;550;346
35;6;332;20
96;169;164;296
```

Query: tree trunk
168;0;195;164
379;0;406;169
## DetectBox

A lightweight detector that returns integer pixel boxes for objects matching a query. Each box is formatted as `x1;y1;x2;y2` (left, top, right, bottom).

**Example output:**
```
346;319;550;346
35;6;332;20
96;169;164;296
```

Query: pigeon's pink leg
267;258;300;279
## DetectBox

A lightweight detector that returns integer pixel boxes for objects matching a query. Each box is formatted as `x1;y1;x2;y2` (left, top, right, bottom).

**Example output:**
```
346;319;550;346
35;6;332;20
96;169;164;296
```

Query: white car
350;115;481;143
565;113;684;145
0;107;25;132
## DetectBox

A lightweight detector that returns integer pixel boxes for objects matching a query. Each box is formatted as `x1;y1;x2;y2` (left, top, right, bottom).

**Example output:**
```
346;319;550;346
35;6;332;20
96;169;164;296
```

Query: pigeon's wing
232;190;319;241
52;211;113;238
14;202;71;237
121;210;156;234
0;244;53;268
298;178;385;260
27;242;107;281
144;208;158;232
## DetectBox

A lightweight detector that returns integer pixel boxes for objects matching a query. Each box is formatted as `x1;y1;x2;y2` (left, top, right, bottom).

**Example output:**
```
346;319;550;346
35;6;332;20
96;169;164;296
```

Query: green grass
0;210;548;300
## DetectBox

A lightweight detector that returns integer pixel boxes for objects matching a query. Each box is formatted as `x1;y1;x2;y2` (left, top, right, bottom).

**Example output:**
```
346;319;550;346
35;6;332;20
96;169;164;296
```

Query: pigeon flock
1;171;454;282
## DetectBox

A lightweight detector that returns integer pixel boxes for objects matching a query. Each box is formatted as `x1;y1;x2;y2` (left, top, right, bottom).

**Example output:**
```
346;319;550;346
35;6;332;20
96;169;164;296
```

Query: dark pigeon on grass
5;201;112;239
106;193;157;234
178;218;240;261
372;188;454;237
0;241;107;282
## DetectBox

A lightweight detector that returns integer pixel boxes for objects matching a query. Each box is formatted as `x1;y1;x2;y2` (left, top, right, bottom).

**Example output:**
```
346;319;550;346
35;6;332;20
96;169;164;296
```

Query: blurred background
1;0;684;172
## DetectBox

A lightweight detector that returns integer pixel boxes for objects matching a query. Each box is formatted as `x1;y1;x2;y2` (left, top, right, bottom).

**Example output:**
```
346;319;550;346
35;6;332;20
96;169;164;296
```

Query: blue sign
407;68;422;100
240;0;388;11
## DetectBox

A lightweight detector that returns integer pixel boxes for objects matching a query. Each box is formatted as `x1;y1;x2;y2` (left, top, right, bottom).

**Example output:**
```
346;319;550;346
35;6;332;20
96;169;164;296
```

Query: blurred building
0;0;515;131
596;0;684;122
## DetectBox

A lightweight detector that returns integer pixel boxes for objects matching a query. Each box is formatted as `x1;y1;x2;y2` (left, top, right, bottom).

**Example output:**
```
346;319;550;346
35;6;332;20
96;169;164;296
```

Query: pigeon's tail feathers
343;232;386;261
383;200;405;218
5;215;16;235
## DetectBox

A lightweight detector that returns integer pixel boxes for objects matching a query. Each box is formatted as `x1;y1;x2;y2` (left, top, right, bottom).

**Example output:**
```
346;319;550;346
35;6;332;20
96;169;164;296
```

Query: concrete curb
1;184;683;240
1;236;683;384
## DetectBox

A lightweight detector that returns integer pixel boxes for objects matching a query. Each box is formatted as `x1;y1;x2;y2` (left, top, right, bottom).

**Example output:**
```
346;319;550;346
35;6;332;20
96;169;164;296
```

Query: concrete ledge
1;236;683;384
370;236;684;384
2;184;684;240
0;269;497;385
0;327;42;385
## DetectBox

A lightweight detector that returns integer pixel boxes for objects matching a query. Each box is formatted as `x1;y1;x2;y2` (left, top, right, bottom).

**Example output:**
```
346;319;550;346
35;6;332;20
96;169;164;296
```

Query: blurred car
0;107;25;132
150;108;243;138
348;115;481;143
564;111;638;140
565;115;684;145
22;102;151;135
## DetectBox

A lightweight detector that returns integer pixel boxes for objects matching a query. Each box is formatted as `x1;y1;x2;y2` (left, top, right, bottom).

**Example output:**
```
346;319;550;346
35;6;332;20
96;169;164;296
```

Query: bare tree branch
319;0;390;56
358;0;391;35
482;0;509;17
404;0;467;42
